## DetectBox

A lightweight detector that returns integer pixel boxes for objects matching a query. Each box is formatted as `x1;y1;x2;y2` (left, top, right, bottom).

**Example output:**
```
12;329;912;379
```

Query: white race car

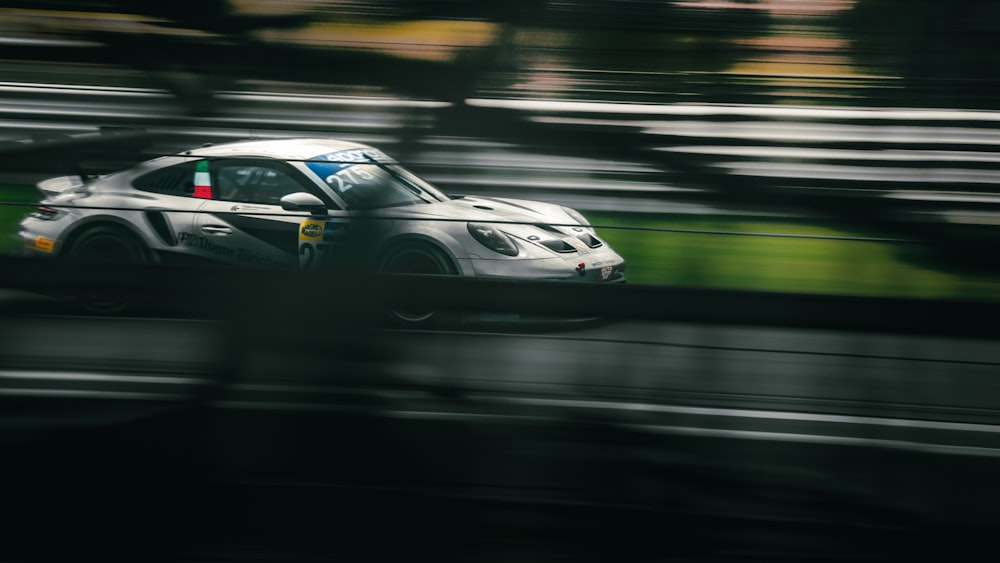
19;137;626;322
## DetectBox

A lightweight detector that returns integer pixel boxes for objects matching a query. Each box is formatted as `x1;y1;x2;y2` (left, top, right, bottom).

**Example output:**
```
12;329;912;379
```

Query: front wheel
377;242;458;327
63;225;150;313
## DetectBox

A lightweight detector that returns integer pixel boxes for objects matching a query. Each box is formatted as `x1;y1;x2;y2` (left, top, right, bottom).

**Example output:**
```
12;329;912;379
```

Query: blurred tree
842;0;1000;108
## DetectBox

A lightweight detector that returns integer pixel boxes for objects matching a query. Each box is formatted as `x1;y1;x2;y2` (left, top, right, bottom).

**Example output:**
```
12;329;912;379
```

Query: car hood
371;195;569;224
369;196;590;240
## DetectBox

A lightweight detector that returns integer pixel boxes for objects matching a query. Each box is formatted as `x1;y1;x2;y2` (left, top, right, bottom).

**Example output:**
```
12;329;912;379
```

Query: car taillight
29;206;61;220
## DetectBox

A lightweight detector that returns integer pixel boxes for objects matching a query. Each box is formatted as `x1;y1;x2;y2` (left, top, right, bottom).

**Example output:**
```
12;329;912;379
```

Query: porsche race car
19;137;626;322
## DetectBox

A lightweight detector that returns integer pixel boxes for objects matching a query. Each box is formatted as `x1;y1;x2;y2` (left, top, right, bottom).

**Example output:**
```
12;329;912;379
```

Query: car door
191;158;347;268
129;159;214;261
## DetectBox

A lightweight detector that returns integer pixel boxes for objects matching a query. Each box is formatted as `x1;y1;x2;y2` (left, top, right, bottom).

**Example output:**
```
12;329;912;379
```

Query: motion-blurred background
2;1;1000;561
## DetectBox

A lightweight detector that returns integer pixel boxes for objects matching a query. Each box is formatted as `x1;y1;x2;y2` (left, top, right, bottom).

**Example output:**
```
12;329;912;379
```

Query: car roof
184;137;382;161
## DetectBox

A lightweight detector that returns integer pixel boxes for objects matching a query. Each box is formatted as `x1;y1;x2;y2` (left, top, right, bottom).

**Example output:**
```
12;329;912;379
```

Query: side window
132;161;197;196
214;161;316;205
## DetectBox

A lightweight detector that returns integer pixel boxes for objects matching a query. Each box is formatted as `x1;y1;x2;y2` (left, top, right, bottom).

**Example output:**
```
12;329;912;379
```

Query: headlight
467;223;518;256
562;206;590;227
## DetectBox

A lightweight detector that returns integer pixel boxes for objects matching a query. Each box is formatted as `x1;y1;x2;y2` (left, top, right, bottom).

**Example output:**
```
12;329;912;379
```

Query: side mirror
280;192;327;215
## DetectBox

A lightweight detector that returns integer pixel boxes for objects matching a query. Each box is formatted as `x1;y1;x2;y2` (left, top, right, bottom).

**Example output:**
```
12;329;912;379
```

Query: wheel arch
58;216;158;261
372;233;469;276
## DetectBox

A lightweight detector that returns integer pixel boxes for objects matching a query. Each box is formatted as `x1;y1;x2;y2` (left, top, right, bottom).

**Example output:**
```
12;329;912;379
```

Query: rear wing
0;126;152;181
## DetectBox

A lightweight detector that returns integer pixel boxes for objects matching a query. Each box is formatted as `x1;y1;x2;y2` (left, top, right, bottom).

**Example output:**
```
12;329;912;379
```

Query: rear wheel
63;225;150;313
378;242;457;327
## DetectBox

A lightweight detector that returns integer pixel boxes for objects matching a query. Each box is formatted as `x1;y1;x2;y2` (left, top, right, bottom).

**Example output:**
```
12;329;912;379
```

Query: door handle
201;225;233;236
230;204;268;212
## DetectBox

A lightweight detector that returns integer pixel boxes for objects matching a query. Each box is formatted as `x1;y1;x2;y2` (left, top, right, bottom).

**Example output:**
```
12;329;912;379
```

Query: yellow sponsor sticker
28;236;55;253
299;220;324;241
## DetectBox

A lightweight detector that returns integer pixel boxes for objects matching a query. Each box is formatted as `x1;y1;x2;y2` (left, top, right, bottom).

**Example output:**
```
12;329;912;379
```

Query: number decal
299;219;344;269
325;174;349;192
325;165;378;193
315;242;330;266
300;242;315;268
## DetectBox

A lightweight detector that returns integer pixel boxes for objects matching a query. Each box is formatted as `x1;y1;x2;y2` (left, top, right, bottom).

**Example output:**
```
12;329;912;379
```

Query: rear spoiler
0;126;152;180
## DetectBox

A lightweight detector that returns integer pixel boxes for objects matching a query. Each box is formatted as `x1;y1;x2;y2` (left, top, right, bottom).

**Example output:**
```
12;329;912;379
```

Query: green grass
0;185;39;254
587;211;1000;302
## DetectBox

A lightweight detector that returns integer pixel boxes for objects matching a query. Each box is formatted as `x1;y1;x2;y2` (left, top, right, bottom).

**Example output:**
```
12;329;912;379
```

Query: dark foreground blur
2;262;1000;562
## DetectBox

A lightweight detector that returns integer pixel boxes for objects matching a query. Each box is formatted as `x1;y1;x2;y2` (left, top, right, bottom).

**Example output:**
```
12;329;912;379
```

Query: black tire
63;224;150;313
377;241;457;327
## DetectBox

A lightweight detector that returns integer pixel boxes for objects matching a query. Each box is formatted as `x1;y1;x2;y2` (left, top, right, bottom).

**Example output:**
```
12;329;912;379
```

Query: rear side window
215;161;312;205
132;161;198;196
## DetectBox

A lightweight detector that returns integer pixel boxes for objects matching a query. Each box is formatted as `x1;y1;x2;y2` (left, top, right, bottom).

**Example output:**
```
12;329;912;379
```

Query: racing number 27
300;242;332;269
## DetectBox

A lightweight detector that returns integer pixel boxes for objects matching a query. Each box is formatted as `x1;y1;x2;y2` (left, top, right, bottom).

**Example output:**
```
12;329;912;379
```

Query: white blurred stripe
0;370;207;385
723;162;1000;184
661;146;1000;164
488;396;1000;434
0;388;188;400
633;424;1000;458
0;82;450;108
468;97;1000;122
886;192;1000;204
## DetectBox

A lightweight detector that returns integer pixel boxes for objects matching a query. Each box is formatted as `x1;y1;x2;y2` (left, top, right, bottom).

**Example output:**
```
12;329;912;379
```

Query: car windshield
306;160;449;210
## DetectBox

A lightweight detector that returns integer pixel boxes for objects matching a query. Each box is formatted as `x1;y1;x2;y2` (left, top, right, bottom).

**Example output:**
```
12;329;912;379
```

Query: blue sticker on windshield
306;161;349;185
305;149;393;190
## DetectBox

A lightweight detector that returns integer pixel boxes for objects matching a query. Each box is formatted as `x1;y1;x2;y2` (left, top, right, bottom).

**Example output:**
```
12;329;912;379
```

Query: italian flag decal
193;160;213;199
